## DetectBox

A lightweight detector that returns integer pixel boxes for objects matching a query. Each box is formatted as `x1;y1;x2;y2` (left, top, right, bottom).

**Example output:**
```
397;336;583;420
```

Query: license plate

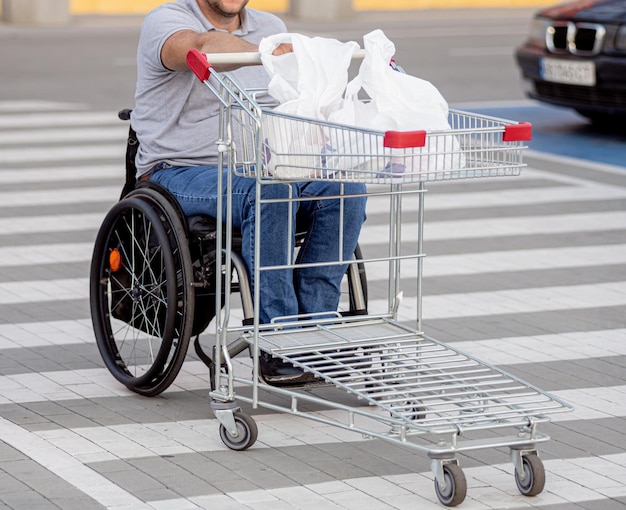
540;58;596;86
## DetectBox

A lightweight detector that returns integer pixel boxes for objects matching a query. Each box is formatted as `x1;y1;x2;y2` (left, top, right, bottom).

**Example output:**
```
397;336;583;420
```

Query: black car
515;0;626;123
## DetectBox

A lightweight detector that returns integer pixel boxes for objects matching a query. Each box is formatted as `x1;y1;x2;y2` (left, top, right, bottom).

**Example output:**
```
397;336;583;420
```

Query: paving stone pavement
1;11;626;510
1;97;625;510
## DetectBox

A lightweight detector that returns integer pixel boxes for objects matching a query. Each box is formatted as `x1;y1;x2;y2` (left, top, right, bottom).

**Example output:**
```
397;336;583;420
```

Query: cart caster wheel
434;464;467;507
219;412;258;451
515;453;545;496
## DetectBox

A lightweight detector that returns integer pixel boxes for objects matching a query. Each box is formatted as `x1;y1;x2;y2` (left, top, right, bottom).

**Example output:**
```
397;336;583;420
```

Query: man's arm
161;30;292;72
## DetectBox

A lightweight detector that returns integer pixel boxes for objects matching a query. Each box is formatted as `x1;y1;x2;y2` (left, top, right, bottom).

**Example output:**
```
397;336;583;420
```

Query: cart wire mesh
249;319;572;436
222;76;530;184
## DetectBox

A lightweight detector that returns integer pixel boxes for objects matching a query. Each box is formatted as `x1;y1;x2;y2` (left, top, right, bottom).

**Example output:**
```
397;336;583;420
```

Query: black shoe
259;353;316;385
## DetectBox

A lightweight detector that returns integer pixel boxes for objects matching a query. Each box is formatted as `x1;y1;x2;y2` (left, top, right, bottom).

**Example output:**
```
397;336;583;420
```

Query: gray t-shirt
131;0;286;176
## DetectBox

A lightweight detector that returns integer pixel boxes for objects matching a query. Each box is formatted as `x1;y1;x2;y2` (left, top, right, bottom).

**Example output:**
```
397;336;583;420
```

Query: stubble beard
202;0;248;19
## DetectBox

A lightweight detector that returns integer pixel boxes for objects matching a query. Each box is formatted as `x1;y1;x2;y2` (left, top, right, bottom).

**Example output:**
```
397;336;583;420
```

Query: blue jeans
151;166;367;324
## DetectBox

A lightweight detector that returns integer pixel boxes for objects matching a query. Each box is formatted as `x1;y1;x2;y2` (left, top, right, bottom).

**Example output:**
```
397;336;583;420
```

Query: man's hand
272;43;293;56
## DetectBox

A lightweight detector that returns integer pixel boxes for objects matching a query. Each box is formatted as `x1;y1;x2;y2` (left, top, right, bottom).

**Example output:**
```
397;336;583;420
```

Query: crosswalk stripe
0;164;123;184
0;111;122;128
0;187;120;208
0;243;94;267
0;144;124;164
0;319;93;349
361;210;626;244
0;126;126;146
0;100;89;112
0;213;105;235
0;417;150;509
415;281;626;320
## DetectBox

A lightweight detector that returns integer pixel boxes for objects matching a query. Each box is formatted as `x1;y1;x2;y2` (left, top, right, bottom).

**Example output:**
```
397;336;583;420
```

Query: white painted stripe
0;101;89;112
0;144;124;164
416;281;626;320
0;164;123;184
360;211;626;245
364;182;626;216
0;243;94;268
0;126;126;146
527;148;626;176
0;213;104;236
0;111;121;129
0;187;119;207
0;319;94;349
448;329;626;366
0;278;89;305
0;417;151;509
418;182;626;211
394;244;626;278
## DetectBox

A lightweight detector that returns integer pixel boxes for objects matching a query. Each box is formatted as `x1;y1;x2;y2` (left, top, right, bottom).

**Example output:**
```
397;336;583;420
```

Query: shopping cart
185;49;573;507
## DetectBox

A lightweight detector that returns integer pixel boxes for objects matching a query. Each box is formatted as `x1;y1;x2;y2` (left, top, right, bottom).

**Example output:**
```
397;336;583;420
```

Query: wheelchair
89;110;368;397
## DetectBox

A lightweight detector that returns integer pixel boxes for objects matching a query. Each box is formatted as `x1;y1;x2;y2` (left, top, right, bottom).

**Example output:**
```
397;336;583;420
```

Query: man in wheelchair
129;0;367;384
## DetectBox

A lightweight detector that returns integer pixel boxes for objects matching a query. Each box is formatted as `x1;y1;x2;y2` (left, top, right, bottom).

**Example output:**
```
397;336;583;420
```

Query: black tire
515;453;545;497
434;463;467;507
219;412;258;451
575;109;626;129
90;191;194;396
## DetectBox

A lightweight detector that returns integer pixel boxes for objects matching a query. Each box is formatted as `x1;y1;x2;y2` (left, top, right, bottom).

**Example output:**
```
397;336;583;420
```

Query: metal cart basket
186;49;573;507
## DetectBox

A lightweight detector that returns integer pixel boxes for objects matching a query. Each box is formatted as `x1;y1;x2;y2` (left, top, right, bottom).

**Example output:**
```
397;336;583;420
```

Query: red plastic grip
186;49;212;82
503;122;532;142
383;130;427;149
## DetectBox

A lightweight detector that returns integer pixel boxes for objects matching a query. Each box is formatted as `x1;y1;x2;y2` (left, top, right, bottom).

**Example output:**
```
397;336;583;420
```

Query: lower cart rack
214;318;572;506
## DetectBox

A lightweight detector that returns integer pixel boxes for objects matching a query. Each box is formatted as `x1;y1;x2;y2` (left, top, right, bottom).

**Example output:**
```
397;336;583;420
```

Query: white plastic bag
329;30;465;177
259;30;465;180
259;34;360;178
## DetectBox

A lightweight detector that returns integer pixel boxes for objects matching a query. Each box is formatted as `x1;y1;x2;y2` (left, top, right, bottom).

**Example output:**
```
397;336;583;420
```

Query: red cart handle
187;49;212;82
384;130;427;148
503;122;532;142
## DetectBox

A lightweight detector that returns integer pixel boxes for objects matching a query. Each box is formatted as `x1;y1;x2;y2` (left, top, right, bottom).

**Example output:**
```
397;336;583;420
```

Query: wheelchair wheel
90;190;194;396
